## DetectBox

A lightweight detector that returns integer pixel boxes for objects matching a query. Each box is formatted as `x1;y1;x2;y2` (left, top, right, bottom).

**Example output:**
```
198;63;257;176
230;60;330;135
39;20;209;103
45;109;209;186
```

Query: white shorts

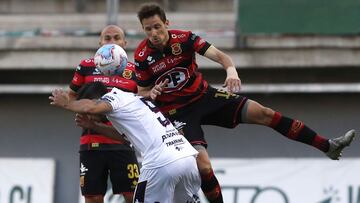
133;155;201;203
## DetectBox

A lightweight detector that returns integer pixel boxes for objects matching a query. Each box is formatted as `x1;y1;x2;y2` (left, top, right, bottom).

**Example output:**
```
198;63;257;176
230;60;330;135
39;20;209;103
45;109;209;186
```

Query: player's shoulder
79;57;96;67
73;57;96;73
134;39;149;61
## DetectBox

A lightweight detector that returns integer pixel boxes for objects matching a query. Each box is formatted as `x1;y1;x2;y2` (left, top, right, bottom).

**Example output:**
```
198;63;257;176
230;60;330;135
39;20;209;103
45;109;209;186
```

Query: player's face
100;27;127;48
141;15;169;48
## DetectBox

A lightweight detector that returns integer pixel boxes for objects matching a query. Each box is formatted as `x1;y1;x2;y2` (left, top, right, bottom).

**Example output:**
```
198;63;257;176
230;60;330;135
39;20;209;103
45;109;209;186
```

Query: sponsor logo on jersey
161;129;181;142
84;59;93;63
72;75;79;82
94;77;110;83
138;47;146;57
166;56;182;65
151;61;167;74
171;33;186;39
165;138;184;147
147;56;155;65
173;120;187;130
171;43;182;55
122;69;132;79
135;72;142;79
155;67;190;93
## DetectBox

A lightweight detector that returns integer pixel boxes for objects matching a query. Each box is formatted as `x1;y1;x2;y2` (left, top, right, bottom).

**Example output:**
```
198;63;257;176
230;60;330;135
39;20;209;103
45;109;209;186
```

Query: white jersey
101;87;198;169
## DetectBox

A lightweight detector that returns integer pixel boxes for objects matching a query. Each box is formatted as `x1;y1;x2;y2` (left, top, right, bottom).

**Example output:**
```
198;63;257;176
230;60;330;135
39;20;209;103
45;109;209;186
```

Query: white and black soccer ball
94;44;128;76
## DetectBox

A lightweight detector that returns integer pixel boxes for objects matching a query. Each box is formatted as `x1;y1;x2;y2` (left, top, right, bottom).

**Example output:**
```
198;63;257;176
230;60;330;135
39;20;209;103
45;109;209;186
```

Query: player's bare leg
243;100;356;159
123;193;134;203
194;145;223;203
85;196;103;203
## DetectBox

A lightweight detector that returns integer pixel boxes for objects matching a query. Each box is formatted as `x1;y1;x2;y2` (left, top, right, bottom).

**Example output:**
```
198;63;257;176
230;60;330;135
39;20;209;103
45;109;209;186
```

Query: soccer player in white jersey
49;81;201;203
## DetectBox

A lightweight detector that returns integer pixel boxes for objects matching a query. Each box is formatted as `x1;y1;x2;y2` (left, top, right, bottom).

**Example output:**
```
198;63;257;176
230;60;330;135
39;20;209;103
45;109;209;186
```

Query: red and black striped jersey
134;30;211;113
70;57;137;93
69;57;137;150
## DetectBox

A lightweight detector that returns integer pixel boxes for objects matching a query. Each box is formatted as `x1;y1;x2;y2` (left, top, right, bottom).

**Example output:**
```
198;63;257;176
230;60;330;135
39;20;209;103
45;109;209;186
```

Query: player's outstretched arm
204;45;241;93
49;88;112;114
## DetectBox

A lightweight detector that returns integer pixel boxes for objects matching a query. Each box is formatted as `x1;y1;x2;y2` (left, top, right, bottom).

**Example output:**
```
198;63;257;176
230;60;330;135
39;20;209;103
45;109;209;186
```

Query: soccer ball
94;44;128;76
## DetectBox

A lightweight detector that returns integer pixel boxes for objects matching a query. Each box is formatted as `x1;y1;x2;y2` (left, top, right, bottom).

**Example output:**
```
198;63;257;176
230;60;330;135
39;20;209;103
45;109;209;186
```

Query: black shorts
79;149;139;196
167;86;248;148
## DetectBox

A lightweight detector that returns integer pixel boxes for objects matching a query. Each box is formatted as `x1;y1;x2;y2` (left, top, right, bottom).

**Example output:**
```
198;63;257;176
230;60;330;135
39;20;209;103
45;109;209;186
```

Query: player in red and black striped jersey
135;3;356;203
68;25;139;203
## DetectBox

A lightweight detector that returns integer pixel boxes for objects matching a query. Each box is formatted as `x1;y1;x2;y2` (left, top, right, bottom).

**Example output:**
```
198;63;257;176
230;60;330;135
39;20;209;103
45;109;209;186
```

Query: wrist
226;66;238;77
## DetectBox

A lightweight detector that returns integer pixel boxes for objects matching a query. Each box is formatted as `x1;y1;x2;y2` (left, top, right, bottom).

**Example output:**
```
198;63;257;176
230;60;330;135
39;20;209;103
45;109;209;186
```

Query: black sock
200;169;223;203
269;112;329;152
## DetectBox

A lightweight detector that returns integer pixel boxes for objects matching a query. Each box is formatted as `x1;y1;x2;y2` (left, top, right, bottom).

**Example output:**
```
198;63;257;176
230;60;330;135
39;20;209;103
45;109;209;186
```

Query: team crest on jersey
155;67;189;93
171;43;182;55
122;69;132;79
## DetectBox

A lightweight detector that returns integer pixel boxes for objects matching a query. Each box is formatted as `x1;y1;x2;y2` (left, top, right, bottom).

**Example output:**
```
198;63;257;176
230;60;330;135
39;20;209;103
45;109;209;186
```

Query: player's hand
75;113;95;129
150;79;169;100
223;67;241;93
49;88;70;108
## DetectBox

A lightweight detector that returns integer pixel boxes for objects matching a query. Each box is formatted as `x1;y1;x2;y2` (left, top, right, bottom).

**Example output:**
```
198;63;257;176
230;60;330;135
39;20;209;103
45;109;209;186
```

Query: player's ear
165;20;169;28
123;40;128;49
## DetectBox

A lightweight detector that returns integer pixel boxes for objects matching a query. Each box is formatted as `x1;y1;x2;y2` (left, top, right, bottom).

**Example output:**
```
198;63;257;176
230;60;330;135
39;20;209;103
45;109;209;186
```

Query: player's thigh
79;151;108;195
201;87;248;128
107;150;139;193
194;146;213;172
174;156;201;203
169;110;206;146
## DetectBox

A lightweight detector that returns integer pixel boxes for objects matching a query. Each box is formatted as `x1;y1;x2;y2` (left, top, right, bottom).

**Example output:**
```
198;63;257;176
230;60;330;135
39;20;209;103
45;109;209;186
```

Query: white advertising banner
201;158;360;203
0;158;55;203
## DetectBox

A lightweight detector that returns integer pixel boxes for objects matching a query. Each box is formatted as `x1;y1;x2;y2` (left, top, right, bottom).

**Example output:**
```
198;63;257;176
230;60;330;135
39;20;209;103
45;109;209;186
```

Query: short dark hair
76;82;108;100
137;3;167;24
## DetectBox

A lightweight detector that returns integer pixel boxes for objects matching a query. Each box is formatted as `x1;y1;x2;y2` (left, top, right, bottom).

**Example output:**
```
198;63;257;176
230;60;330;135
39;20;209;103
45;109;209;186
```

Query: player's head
76;82;108;100
99;25;127;49
137;3;169;48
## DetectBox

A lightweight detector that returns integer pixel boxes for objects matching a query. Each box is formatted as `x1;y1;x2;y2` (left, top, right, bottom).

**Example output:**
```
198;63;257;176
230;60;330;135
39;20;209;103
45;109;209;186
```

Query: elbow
86;107;102;115
81;106;99;114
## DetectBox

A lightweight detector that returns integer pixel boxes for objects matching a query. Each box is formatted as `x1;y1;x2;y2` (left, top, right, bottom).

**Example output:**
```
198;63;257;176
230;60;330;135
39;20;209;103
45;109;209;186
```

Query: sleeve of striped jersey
134;59;153;87
189;32;212;55
69;65;85;92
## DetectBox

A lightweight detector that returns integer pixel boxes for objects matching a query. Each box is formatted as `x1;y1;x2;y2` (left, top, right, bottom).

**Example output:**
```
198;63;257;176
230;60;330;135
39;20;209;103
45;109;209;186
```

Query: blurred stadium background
1;0;359;202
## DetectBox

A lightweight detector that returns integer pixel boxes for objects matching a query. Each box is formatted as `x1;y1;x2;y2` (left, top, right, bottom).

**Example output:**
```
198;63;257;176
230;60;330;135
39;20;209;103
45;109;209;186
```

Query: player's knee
123;193;134;203
262;107;275;120
85;195;103;203
252;105;275;125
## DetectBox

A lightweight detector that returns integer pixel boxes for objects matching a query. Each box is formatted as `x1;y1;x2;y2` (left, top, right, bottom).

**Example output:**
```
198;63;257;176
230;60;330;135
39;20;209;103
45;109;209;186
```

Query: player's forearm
137;86;152;98
64;99;101;114
89;122;126;142
67;88;77;101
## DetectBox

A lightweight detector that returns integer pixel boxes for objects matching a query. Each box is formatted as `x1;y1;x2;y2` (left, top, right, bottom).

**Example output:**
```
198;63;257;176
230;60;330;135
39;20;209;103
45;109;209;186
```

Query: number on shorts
127;164;140;179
